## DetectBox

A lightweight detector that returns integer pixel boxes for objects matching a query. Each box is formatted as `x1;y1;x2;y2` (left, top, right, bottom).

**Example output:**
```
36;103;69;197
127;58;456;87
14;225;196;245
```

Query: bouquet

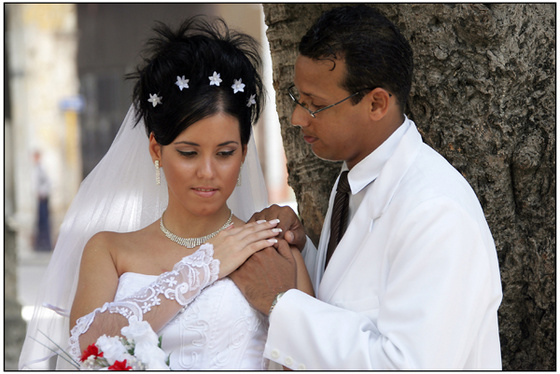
34;320;169;370
79;320;169;370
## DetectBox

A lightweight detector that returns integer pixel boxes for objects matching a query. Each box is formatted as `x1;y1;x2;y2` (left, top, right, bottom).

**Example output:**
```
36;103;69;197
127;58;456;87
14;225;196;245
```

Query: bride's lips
302;133;318;144
192;187;218;198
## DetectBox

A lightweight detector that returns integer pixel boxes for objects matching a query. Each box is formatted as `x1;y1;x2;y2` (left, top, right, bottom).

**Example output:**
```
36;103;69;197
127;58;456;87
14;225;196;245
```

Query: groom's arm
230;241;298;315
232;205;312;315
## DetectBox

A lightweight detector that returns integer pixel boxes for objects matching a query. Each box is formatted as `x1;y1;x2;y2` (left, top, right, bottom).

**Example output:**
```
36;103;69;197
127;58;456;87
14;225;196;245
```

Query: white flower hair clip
175;75;189;91
153;73;254;108
209;71;222;86
148;93;162;107
247;94;257;107
231;78;245;94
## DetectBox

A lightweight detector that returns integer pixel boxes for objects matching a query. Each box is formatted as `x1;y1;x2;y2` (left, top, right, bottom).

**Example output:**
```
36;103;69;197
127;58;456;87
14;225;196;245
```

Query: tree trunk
263;3;555;371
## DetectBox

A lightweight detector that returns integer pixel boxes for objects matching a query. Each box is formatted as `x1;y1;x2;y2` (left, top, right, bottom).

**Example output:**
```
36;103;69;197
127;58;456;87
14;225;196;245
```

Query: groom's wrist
268;291;286;315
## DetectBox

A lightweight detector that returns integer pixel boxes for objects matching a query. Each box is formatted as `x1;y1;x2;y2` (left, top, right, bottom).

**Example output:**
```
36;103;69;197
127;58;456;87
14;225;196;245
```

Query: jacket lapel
317;122;424;303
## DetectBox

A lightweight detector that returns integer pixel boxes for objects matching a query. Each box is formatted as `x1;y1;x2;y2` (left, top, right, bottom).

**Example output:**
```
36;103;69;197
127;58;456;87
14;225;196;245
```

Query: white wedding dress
114;272;268;370
19;106;271;370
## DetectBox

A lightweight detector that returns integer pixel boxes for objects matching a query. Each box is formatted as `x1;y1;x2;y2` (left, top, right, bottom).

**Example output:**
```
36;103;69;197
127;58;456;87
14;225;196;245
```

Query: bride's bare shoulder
85;221;158;253
82;222;160;274
86;230;134;249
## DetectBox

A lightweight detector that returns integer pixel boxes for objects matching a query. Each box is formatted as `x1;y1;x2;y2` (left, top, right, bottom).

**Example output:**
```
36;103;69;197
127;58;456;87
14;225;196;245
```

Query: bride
19;16;313;370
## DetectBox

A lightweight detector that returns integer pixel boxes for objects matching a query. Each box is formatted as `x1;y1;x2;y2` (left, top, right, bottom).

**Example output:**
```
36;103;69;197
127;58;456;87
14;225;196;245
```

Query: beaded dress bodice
114;273;268;370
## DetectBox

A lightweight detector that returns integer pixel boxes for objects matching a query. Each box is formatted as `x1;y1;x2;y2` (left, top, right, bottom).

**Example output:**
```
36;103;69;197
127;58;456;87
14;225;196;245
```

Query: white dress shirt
263;117;502;370
344;120;409;261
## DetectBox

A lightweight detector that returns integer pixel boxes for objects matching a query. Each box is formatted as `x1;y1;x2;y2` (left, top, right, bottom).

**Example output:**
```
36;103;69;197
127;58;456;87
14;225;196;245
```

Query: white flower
209;71;222;86
231;78;245;94
135;343;168;370
175;75;189;91
247;94;257;107
148;93;162;107
121;320;168;369
96;335;127;365
121;320;158;346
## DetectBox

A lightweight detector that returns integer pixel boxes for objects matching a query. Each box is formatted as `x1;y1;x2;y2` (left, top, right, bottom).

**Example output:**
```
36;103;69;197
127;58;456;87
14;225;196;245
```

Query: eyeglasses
287;84;361;118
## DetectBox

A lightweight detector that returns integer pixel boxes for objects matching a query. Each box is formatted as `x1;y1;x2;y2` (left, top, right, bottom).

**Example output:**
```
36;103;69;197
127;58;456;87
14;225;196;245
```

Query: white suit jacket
264;118;502;370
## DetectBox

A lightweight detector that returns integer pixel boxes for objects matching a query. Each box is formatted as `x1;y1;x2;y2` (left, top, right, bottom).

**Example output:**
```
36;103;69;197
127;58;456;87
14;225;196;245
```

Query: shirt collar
344;116;411;195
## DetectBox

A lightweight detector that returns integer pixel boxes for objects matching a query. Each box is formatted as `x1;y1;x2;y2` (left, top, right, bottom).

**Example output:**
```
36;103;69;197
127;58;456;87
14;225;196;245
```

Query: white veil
18;105;269;369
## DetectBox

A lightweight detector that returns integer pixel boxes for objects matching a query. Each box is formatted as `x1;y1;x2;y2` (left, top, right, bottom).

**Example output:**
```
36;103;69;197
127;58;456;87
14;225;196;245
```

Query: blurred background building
4;4;295;369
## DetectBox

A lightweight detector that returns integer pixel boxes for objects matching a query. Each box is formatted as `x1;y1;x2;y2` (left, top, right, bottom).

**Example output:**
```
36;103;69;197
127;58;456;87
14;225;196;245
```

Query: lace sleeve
68;244;219;361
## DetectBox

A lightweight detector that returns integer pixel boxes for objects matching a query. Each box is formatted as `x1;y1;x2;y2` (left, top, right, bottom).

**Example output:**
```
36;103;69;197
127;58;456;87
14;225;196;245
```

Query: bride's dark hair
129;16;264;146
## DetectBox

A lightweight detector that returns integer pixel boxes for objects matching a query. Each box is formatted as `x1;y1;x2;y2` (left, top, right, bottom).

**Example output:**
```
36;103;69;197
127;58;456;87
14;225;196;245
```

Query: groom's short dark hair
299;5;413;110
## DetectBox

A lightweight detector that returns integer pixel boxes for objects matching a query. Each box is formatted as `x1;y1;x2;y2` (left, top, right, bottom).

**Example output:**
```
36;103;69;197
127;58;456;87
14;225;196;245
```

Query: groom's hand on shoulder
249;205;307;251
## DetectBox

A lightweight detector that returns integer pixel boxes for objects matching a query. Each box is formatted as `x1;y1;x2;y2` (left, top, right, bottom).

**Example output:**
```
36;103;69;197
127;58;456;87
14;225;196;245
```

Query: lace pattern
159;278;268;369
68;244;220;361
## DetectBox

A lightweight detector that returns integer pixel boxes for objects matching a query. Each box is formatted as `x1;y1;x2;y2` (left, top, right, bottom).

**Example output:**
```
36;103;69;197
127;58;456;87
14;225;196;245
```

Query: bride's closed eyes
176;149;237;158
217;149;236;158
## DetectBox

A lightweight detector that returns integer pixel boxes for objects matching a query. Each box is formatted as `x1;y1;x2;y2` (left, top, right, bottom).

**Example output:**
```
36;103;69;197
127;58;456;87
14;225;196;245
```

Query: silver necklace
160;211;233;248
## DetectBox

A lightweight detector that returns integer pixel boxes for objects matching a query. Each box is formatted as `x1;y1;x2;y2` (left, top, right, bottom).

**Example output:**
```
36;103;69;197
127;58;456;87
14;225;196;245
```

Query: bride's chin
188;204;229;218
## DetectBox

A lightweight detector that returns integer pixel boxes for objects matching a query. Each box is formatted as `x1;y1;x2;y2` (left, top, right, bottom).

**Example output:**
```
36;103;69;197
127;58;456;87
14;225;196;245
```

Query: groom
230;5;502;369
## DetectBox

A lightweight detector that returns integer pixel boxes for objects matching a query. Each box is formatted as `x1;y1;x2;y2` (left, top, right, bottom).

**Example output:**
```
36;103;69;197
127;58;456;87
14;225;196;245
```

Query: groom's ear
149;132;162;162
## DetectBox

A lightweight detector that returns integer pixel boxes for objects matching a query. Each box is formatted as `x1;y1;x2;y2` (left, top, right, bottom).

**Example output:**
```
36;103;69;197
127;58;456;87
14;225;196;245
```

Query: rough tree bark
262;3;555;371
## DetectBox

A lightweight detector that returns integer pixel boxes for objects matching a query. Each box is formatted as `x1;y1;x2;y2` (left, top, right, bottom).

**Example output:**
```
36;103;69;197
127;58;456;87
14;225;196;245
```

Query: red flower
108;359;132;371
80;344;104;362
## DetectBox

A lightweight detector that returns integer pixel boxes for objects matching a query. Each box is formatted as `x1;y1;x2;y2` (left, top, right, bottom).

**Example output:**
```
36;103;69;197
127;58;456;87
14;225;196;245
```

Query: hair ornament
175;75;189;91
231;78;245;94
209;71;222;86
148;93;162;107
149;74;255;108
246;94;257;107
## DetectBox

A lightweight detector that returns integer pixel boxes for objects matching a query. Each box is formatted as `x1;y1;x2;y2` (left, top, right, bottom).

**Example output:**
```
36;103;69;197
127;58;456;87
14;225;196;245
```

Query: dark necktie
325;171;350;268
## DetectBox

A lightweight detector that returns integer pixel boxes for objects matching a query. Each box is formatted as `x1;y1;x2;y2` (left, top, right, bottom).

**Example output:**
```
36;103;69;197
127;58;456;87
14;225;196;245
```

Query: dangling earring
155;160;161;185
237;164;243;187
